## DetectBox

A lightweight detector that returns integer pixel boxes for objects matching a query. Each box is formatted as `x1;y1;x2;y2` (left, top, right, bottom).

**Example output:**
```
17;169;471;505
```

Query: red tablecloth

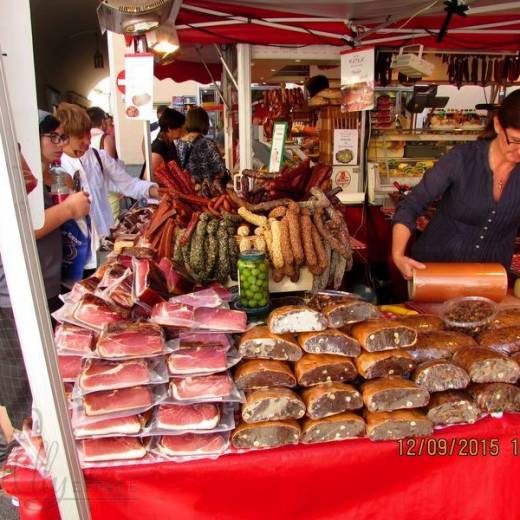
3;414;520;520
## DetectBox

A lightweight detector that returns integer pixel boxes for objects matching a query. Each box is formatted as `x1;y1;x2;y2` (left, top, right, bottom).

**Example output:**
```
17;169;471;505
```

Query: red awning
155;60;222;84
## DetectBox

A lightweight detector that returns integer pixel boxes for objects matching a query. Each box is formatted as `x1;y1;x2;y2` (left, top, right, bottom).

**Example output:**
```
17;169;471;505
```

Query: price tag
268;122;288;173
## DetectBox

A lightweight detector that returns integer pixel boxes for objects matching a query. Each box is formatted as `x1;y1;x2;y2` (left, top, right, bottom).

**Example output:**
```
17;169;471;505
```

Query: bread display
301;413;365;444
298;329;361;357
238;325;303;361
477;326;520;356
469;383;520;413
267;306;327;334
362;376;430;413
295;354;357;387
400;314;444;332
241;388;306;424
302;382;362;420
405;331;477;363
427;391;479;426
355;350;416;380
351;320;417;352
321;299;379;328
231;420;301;449
413;360;470;393
452;347;520;384
490;307;520;329
365;409;433;441
234;360;296;390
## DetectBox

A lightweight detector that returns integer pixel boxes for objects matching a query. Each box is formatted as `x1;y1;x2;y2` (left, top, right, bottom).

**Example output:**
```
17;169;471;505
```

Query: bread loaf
469;383;520;413
267;305;327;334
427;390;479;425
365;409;433;441
351;320;417;352
234;360;296;390
302;382;362;420
413;360;470;393
452;347;520;383
295;354;357;387
355;350;416;379
405;331;477;363
297;329;360;357
400;314;444;332
301;413;365;444
322;299;378;328
490;308;520;329
241;387;305;424
231;420;301;449
362;376;430;412
477;326;520;356
238;325;302;361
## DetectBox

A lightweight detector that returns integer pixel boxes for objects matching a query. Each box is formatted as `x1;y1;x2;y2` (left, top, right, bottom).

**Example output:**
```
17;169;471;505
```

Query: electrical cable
396;0;442;30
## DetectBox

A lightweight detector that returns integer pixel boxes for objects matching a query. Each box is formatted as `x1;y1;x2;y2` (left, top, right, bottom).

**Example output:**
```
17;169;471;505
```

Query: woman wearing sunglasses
392;89;520;280
0;114;90;448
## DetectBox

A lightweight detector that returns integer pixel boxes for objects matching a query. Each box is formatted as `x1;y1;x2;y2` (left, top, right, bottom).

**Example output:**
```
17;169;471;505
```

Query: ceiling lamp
147;20;180;63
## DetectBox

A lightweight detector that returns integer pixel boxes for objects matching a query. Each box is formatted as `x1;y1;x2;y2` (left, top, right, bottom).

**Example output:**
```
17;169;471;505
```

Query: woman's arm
102;134;117;159
391;223;426;280
151;153;165;175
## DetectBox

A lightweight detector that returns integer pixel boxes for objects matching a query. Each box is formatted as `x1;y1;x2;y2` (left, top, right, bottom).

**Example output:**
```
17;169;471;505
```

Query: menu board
333;129;359;165
340;47;375;112
124;53;154;120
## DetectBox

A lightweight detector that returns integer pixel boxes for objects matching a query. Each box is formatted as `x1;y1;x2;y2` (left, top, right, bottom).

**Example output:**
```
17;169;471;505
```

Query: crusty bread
231;420;301;449
302;382;362;420
355;349;415;379
365;409;433;441
351;320;417;352
301;412;365;444
241;387;305;423
238;325;302;361
267;306;327;335
295;353;357;387
298;329;360;357
234;360;296;390
362;376;430;412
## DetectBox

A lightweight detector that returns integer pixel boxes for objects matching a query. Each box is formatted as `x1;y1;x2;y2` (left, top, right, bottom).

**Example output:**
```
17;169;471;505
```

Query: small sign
124;53;154;120
340;47;375;112
333;129;359;165
268;121;288;173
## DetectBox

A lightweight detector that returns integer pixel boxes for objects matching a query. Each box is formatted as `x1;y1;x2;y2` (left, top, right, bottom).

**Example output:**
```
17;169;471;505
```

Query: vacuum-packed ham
169;373;233;401
400;314;444;332
302;382;362;420
178;331;232;351
241;388;305;424
82;437;146;462
477;326;520;355
58;355;83;381
469;382;520;413
298;329;361;357
351;320;417;352
167;347;228;375
426;391;479;426
69;276;100;303
73;294;129;331
321;299;379;328
96;322;164;358
238;325;302;361
267;305;327;334
413;360;470;393
156;403;220;431
295;354;357;387
133;258;169;306
405;330;477;363
151;302;195;328
83;386;154;416
158;433;227;457
193;307;247;333
362;377;430;413
232;420;301;449
452;347;520;383
234;360;296;390
366;409;433;441
55;324;95;354
301;413;365;444
107;271;134;309
157;258;195;296
169;288;223;309
79;358;151;392
355;350;416;380
74;414;144;437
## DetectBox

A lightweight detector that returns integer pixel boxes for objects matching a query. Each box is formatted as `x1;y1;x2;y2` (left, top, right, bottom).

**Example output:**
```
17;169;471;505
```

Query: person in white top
55;102;159;270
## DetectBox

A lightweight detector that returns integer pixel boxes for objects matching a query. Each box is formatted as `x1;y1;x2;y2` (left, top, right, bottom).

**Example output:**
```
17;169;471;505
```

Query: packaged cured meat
168;372;243;403
477;326;520;355
365;409;433;441
58;355;83;381
151;302;195;328
413;360;470;393
73;294;130;332
362;377;430;413
231;420;301;450
156;432;229;458
105;270;135;309
355;350;416;380
241;388;306;424
169;288;223;309
351;320;417;352
178;331;233;351
151;403;224;432
167;347;241;376
238;325;302;361
96;321;165;359
295;354;357;387
490;307;520;329
192;307;247;333
301;413;365;444
302;382;363;420
321;300;379;328
426;391;479;426
267;305;327;334
400;314;444;332
405;331;477;363
452;347;520;383
54;323;95;354
77;357;168;394
298;329;361;357
133;258;169;306
74;414;145;438
469;383;520;413
81;437;147;462
68;276;101;304
234;360;296;390
97;262;128;289
157;258;196;296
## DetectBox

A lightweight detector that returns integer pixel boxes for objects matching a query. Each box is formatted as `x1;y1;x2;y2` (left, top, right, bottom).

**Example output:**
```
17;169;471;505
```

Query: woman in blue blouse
392;90;520;279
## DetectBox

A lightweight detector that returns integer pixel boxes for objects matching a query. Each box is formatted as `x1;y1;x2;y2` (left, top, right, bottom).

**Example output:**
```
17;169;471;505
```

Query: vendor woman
392;89;520;280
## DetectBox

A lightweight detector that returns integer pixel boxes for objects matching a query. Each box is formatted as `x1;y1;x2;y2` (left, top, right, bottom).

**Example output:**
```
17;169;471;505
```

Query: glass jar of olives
238;250;269;310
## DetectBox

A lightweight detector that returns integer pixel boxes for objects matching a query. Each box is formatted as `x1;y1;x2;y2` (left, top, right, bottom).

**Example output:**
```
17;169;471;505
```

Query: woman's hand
64;191;90;219
149;185;160;199
393;253;426;280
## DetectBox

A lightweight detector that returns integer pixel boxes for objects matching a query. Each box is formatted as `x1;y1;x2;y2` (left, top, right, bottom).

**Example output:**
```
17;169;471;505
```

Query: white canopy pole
237;43;252;173
0;54;90;519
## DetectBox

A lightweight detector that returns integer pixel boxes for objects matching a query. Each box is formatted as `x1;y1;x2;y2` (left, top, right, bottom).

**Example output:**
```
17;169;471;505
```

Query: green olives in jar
238;250;270;310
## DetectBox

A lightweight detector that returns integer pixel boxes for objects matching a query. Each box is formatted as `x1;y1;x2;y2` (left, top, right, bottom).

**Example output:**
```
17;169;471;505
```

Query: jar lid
239;249;266;261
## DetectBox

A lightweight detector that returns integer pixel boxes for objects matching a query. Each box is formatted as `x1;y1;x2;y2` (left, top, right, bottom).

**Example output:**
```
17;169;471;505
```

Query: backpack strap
92;148;104;173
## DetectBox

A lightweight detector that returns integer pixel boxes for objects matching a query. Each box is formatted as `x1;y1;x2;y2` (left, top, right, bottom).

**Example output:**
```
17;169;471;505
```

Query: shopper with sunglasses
392;90;520;280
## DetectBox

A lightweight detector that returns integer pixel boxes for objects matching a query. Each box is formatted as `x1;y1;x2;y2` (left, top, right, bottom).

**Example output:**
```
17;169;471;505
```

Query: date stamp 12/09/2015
397;437;520;457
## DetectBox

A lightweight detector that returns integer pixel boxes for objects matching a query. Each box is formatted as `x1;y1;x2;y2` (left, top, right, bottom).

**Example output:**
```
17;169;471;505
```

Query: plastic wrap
58;355;83;382
167;373;244;404
151;432;230;461
167;347;242;376
54;323;96;354
169;288;224;309
74;413;147;439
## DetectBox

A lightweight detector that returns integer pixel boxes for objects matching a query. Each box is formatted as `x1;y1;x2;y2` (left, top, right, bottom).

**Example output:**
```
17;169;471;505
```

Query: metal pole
0;55;90;519
143;120;152;181
221;46;234;171
237;43;252;172
214;44;239;91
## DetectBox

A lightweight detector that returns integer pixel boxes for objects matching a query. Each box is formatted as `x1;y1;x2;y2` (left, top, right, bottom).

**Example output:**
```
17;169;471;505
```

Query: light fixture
147;20;180;62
